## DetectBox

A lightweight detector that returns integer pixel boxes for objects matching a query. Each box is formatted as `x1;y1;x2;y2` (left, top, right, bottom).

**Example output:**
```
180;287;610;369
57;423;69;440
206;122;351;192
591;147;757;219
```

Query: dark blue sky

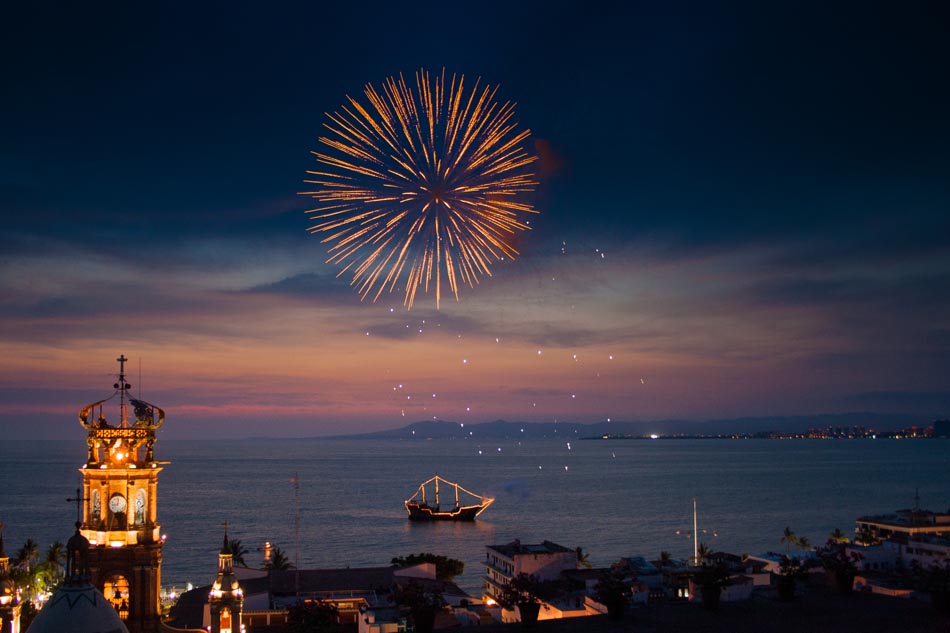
2;1;949;438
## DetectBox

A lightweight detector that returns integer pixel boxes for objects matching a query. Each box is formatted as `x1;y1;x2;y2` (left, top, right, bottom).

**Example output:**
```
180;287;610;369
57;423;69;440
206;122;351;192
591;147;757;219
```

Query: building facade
856;508;950;544
482;540;576;604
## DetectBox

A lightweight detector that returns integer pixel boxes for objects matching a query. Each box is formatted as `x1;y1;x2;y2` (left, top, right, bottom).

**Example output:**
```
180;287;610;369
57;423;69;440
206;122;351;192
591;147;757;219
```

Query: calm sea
2;437;949;595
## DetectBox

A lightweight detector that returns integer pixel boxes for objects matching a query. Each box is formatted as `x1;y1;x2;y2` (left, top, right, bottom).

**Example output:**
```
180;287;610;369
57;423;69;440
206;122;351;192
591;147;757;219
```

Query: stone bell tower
77;355;167;633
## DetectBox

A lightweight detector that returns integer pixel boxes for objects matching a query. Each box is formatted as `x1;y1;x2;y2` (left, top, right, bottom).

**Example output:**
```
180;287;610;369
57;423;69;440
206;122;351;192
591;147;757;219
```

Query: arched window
92;490;101;522
135;489;147;525
104;575;130;619
220;607;232;633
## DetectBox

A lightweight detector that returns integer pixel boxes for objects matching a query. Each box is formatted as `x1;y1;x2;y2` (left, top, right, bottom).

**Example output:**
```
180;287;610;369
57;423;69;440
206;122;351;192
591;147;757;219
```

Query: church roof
25;582;128;633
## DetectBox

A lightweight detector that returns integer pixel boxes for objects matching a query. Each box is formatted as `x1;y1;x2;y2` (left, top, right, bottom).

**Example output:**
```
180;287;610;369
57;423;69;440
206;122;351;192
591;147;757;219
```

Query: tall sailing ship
404;475;494;521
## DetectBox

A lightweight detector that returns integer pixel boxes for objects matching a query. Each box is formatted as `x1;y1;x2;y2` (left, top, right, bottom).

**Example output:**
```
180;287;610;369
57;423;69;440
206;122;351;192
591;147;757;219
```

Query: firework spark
300;69;538;309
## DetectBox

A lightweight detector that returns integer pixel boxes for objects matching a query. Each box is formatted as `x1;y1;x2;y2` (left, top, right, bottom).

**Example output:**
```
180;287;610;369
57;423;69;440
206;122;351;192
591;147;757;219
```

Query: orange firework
300;69;538;309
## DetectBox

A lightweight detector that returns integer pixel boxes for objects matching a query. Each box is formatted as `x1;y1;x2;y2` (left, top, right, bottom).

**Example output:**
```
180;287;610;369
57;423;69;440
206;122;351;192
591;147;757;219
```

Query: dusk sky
2;2;948;439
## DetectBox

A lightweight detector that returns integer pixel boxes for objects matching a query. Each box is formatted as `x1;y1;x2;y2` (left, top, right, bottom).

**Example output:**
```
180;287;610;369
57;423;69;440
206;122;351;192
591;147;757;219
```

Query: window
92;490;101;521
135;489;147;525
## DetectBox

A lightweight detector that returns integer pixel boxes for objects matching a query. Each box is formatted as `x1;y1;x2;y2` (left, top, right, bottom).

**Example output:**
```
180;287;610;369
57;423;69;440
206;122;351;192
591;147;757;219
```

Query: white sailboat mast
693;496;698;566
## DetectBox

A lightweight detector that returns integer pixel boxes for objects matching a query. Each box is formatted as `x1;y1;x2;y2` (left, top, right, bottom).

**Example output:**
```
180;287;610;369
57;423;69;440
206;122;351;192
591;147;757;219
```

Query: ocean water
2;436;949;595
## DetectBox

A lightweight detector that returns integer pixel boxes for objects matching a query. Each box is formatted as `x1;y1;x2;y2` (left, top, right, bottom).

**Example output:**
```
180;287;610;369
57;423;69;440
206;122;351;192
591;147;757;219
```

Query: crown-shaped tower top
78;354;165;467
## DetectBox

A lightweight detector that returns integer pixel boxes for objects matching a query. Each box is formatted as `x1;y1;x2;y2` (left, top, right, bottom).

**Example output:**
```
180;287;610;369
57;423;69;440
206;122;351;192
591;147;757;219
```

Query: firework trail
300;69;538;309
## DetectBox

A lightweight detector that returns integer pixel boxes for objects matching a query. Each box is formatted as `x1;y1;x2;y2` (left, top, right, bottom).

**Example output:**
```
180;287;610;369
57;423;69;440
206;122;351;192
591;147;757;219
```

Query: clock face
109;494;127;513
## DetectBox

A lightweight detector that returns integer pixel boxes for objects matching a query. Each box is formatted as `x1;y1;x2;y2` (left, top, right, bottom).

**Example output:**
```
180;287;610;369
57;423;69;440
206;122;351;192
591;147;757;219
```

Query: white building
856;508;950;543
482;540;576;605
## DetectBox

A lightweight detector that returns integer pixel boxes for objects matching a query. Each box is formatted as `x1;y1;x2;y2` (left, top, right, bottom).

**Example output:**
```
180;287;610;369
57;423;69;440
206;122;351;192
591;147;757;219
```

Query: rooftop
487;540;573;558
466;582;945;632
857;508;950;527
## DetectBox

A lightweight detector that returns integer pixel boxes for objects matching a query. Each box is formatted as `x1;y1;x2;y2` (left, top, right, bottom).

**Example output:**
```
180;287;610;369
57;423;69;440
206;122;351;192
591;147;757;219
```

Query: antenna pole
292;473;300;570
693;497;698;566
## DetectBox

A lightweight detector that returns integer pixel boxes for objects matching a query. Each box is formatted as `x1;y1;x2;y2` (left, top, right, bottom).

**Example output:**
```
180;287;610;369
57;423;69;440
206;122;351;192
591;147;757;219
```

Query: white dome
26;581;129;633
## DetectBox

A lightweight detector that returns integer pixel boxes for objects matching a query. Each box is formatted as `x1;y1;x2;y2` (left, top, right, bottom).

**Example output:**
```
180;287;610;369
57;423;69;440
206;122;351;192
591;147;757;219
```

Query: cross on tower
117;354;128;378
66;487;88;528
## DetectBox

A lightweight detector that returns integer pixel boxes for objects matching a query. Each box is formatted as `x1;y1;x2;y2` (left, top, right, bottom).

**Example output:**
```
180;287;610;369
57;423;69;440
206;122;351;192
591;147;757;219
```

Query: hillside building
482;540;576;605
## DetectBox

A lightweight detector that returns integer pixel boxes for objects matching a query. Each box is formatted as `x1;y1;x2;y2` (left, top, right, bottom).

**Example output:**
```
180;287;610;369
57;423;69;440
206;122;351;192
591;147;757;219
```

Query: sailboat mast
435;476;440;505
455;483;459;505
693;496;698;566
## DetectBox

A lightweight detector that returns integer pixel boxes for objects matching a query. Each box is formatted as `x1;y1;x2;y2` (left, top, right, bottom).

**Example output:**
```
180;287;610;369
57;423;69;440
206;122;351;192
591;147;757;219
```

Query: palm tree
226;539;249;568
780;527;798;556
13;538;40;601
38;542;65;593
856;526;878;546
797;536;811;553
659;551;673;567
829;527;849;544
15;538;39;571
696;542;712;565
575;546;592;569
266;546;294;570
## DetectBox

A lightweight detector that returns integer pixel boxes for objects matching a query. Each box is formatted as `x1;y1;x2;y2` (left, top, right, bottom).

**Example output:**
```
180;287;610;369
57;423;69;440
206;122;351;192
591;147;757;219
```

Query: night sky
3;2;948;439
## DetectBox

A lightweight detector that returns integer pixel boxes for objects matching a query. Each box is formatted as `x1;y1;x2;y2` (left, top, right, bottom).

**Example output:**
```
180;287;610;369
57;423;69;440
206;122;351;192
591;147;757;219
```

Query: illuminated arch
219;607;233;633
103;574;130;619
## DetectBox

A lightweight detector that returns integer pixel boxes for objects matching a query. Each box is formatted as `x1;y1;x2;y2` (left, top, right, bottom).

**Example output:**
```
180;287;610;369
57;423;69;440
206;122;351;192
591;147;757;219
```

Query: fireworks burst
300;69;538;309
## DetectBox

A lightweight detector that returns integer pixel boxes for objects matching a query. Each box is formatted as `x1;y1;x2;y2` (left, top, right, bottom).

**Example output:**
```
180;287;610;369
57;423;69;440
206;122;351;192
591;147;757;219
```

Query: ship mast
693;497;698;566
435;476;440;506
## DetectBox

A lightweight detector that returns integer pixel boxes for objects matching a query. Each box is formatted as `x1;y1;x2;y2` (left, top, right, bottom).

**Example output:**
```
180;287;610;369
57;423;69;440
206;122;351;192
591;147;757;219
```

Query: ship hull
405;502;483;521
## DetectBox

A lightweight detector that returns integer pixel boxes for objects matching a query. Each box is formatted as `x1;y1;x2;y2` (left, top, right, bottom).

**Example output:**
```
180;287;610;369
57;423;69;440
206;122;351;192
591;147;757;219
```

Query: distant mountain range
333;412;936;440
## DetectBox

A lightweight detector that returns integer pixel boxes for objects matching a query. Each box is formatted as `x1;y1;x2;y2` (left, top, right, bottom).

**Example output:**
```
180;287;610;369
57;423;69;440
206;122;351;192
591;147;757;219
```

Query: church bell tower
77;355;166;633
208;526;243;633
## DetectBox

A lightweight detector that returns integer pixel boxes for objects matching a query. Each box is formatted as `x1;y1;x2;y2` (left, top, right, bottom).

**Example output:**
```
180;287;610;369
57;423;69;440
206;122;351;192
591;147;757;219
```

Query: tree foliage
36;542;65;594
266;546;294;570
829;527;850;544
780;526;798;555
286;600;340;633
575;546;592;569
696;542;712;565
226;539;249;568
497;573;558;608
12;538;41;601
390;553;463;581
856;526;879;546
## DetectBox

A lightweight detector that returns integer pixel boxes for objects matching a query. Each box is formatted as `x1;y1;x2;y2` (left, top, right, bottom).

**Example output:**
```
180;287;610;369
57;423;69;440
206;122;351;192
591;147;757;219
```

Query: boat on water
405;475;494;521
